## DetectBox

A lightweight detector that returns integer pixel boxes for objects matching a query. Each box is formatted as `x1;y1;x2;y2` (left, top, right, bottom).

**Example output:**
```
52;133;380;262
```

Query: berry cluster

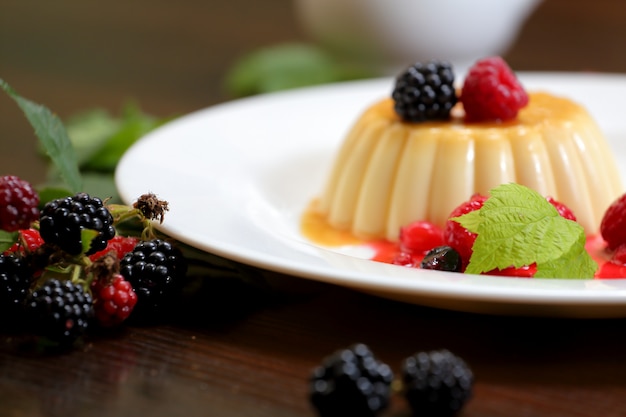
386;190;578;277
392;56;528;123
0;175;186;348
309;344;474;417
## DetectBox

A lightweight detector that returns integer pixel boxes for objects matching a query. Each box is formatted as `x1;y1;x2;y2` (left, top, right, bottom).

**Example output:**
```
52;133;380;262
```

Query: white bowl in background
295;0;542;75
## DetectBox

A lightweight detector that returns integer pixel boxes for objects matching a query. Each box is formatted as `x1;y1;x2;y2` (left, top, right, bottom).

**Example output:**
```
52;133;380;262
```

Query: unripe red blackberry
0;175;40;232
39;193;116;255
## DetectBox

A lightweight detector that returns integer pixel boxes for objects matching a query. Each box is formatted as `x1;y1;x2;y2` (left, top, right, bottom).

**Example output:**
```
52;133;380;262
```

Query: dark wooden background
2;1;626;416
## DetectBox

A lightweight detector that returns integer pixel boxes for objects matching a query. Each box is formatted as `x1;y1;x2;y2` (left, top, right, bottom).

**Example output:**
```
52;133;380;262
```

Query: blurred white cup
295;0;542;75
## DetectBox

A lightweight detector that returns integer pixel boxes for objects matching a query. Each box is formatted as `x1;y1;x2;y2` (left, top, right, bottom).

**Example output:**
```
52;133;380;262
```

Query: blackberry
403;349;474;416
420;246;462;272
119;239;187;320
24;278;94;346
392;61;457;122
0;254;32;316
310;343;394;417
0;175;40;232
39;192;116;255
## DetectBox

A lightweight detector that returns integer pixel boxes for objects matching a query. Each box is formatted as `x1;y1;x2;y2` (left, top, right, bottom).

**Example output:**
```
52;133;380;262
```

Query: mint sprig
453;183;597;279
0;78;82;193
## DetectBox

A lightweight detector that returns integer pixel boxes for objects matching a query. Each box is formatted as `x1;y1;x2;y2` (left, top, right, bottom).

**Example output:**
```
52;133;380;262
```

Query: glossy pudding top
315;92;623;241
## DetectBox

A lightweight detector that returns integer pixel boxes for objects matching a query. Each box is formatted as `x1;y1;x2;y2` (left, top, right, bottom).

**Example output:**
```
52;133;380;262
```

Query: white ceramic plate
115;73;626;318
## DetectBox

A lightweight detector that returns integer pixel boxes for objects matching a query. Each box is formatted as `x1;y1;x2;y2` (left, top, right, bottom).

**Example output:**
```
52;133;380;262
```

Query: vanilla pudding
315;92;623;241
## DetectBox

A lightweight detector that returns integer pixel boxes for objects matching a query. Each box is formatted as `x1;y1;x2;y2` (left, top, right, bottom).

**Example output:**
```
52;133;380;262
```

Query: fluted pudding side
316;92;623;241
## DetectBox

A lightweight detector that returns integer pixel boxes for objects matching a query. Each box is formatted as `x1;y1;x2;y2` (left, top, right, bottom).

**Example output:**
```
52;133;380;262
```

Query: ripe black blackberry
420;246;462;272
39;192;116;255
24;278;94;346
392;61;457;122
402;349;473;416
309;343;394;417
0;254;32;317
0;175;40;232
119;239;187;320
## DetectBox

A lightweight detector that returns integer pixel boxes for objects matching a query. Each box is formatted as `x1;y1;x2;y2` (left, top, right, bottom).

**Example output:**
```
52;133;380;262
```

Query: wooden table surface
3;1;626;416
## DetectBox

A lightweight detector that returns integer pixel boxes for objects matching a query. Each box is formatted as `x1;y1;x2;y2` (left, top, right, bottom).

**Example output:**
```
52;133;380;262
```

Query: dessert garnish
600;193;626;251
452;183;597;278
460;56;529;122
391;61;457;122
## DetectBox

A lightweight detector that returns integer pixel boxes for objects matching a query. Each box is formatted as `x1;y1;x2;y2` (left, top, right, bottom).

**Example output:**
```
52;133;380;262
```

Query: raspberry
4;228;44;256
402;349;474;417
392;61;457;122
24;278;94;346
89;235;140;261
487;263;537;277
600;193;626;250
309;343;394;417
420;246;462;272
92;274;138;327
610;244;626;265
0;253;32;316
546;196;577;221
399;221;444;254
0;175;40;232
460;56;528;122
39;192;116;255
392;251;416;267
444;193;574;271
119;239;187;320
443;194;488;271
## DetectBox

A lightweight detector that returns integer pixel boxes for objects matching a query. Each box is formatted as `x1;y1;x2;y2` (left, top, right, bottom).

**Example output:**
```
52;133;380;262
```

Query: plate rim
115;72;626;316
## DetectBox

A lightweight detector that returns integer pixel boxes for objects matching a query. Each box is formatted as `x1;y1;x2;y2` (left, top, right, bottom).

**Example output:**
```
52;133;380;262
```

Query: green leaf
535;233;597;278
0;78;83;193
64;108;121;166
80;229;99;254
454;183;597;279
80;102;164;172
224;43;376;97
37;186;73;208
0;230;19;253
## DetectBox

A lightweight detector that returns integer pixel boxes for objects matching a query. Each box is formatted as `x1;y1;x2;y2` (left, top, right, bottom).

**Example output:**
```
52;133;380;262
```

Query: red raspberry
444;194;488;270
0;175;40;232
399;221;444;254
89;235;140;262
546;196;577;221
460;56;529;122
486;263;537;278
601;193;626;250
92;274;138;327
610;244;626;265
4;228;44;255
392;251;415;267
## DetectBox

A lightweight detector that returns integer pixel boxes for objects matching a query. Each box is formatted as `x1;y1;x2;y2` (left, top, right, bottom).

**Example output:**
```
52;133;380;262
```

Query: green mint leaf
0;230;19;253
0;78;82;193
534;232;597;278
454;183;596;279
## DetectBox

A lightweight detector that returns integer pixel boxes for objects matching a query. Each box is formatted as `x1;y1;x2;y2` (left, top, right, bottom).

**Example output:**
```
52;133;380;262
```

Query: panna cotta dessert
313;59;623;242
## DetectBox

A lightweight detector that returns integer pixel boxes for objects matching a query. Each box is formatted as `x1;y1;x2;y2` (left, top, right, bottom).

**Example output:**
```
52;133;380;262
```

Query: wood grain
2;1;626;416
